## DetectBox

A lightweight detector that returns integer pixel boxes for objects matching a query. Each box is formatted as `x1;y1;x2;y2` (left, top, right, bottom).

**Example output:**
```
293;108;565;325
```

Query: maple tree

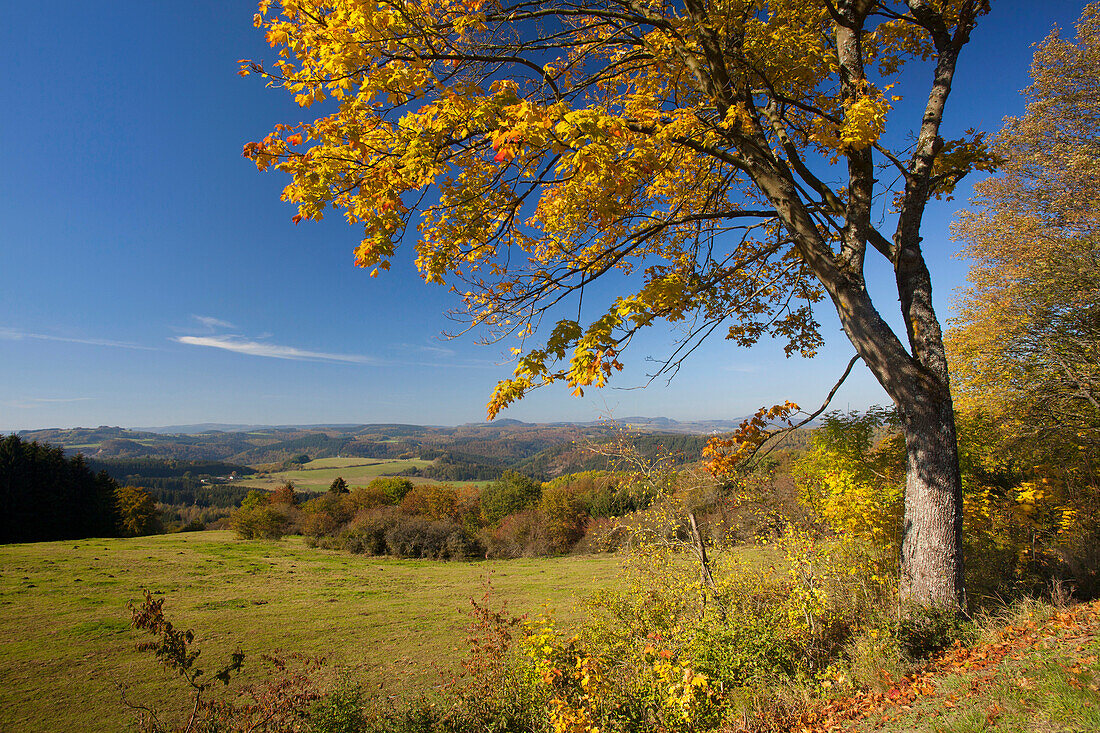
245;0;996;610
949;1;1100;455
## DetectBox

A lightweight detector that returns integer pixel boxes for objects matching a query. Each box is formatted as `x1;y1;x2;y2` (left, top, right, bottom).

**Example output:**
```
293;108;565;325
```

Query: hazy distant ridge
125;416;748;436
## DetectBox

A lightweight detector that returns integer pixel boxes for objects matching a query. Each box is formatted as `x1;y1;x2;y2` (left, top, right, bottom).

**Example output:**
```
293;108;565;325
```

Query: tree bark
893;209;966;612
898;392;965;609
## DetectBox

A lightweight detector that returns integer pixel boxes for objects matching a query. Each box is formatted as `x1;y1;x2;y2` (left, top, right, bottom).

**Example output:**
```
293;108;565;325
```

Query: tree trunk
747;103;969;613
893;237;966;612
898;389;965;610
824;281;966;612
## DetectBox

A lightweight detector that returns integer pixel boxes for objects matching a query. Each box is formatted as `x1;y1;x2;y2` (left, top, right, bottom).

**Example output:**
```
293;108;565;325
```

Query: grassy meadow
0;531;622;732
226;457;460;492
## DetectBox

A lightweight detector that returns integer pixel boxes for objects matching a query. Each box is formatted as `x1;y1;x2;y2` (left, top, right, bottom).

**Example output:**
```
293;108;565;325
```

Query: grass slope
0;531;621;732
229;457;438;492
799;601;1100;733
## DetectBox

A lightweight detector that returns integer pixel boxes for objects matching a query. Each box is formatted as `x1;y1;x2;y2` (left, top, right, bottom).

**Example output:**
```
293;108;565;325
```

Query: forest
0;435;163;542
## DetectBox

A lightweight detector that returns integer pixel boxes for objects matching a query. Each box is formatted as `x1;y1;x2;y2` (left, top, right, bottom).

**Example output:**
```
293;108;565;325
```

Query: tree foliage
794;408;904;548
944;4;1100;593
948;2;1100;453
231;503;292;540
367;476;414;503
537;481;588;552
0;435;120;543
270;481;300;506
115;485;164;538
246;0;996;609
480;470;542;524
232;488;295;539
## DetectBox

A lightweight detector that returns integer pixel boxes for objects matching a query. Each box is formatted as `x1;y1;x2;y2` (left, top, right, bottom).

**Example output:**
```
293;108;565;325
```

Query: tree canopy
0;435;121;543
949;2;1100;455
246;0;994;609
115;485;164;538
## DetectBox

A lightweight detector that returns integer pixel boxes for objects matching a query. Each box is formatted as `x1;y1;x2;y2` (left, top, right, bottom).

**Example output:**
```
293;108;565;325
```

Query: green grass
0;531;623;732
229;457;439;492
299;457;393;469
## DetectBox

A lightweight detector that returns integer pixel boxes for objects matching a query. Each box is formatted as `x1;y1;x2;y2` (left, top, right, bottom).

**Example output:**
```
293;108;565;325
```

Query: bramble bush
480;508;549;558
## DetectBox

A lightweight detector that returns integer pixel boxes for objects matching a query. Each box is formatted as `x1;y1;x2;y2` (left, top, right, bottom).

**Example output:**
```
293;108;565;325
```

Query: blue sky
0;1;1088;431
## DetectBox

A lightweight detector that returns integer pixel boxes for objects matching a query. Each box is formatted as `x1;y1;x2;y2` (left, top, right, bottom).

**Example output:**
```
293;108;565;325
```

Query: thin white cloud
396;342;457;358
192;315;237;330
0;328;156;351
175;335;375;364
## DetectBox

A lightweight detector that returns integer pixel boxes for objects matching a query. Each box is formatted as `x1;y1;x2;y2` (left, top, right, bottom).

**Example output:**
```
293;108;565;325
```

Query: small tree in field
270;481;299;506
247;0;997;610
539;483;587;554
480;471;542;525
115;485;163;537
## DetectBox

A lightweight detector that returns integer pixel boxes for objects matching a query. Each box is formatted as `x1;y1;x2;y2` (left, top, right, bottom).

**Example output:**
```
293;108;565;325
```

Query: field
0;531;623;732
227;456;443;492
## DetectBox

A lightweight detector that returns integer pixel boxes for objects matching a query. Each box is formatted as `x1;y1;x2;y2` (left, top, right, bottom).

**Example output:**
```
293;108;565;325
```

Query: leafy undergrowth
794;600;1100;733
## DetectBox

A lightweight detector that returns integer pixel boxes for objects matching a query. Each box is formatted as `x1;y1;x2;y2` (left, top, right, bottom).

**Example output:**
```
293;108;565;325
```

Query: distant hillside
134;423;369;434
13;418;810;483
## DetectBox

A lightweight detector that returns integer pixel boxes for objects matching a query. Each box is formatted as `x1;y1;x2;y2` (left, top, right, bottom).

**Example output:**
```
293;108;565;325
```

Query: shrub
893;605;972;659
231;504;291;540
126;592;325;732
301;510;342;540
793;408;904;552
399;483;458;521
270;481;299;506
443;594;546;732
384;515;473;559
480;471;542;525
240;489;269;511
481;509;548;558
308;685;366;733
347;484;389;512
538;483;587;553
367;477;414;504
340;507;398;555
553;470;662;519
301;492;355;539
572;515;629;554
